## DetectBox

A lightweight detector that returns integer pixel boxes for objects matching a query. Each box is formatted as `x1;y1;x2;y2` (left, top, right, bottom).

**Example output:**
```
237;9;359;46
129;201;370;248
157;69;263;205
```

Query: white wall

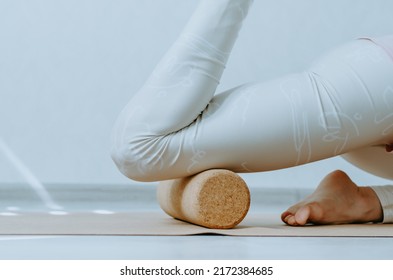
0;0;392;188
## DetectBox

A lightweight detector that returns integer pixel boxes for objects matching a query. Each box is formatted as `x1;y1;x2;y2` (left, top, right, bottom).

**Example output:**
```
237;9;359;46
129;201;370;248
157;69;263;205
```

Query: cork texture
157;169;250;229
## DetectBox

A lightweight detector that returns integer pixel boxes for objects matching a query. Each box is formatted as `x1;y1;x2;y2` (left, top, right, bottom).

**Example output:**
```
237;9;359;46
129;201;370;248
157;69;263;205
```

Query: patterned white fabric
111;0;393;221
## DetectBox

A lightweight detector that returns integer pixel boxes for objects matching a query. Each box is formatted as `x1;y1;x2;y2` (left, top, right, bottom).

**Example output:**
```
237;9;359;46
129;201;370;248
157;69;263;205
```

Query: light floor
0;183;392;260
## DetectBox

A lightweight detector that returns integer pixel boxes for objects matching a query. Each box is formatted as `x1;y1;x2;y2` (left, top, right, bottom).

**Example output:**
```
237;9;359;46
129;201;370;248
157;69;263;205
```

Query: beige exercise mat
0;211;392;237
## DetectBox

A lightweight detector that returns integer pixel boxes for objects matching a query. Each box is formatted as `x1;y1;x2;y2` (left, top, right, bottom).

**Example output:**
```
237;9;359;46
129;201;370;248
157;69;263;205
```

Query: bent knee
111;135;173;182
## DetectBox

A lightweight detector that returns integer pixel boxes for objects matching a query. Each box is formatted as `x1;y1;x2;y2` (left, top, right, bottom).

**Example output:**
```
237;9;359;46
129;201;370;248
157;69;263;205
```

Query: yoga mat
1;211;392;237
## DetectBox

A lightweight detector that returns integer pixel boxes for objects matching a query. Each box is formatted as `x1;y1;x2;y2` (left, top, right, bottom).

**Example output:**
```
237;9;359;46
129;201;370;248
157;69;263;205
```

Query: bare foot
281;170;383;226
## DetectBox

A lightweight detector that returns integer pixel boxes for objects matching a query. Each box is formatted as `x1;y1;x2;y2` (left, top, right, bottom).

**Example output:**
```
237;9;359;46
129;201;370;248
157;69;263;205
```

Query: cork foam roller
157;169;250;229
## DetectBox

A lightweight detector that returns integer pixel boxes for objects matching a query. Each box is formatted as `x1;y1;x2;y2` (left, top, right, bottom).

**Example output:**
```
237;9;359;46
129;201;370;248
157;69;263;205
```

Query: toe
281;210;299;226
281;212;300;226
281;211;292;223
287;215;299;226
294;206;311;225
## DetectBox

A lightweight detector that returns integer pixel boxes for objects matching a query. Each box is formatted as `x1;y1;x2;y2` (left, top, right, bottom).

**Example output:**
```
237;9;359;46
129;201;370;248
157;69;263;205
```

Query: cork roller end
157;169;250;229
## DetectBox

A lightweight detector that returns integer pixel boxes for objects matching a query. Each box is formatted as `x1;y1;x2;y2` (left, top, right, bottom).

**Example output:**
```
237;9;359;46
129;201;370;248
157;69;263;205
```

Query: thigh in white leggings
111;0;393;182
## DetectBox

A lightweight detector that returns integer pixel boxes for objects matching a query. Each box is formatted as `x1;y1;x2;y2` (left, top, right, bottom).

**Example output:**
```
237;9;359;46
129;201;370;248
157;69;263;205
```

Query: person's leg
111;1;393;183
281;38;393;226
111;0;254;181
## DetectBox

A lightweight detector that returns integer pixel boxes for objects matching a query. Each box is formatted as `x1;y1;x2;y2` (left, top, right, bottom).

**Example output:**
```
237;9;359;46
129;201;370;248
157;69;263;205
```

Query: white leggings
111;0;393;184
